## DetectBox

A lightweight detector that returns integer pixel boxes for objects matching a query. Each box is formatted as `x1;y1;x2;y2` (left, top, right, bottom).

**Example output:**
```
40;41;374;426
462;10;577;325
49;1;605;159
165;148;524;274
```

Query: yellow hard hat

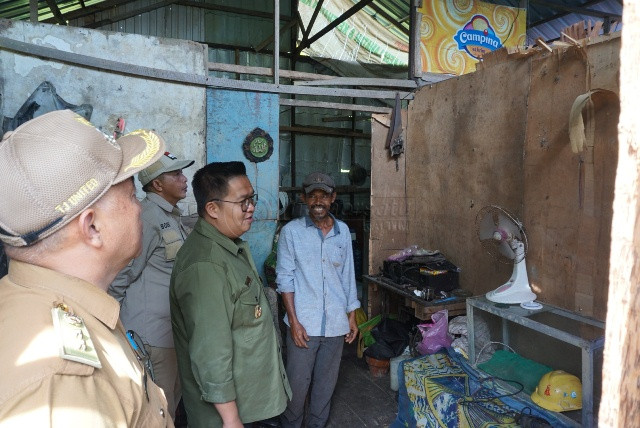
531;370;582;412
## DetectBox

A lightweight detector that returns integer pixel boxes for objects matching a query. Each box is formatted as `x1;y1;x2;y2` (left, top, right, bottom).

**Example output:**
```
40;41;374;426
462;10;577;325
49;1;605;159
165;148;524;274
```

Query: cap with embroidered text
302;172;335;194
138;152;195;187
0;109;166;247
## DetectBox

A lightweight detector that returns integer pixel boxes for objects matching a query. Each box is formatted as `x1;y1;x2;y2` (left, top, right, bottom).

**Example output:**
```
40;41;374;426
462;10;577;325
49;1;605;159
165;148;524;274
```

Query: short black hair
192;161;247;217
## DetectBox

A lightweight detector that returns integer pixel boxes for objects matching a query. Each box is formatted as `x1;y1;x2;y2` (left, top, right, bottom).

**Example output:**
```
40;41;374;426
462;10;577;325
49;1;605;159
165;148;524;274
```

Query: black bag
363;318;411;360
382;252;460;292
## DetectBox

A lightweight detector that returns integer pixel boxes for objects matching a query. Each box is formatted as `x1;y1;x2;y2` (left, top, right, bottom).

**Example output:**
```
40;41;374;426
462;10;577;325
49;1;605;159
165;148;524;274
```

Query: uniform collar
304;213;340;235
7;260;120;329
146;192;182;216
194;217;248;256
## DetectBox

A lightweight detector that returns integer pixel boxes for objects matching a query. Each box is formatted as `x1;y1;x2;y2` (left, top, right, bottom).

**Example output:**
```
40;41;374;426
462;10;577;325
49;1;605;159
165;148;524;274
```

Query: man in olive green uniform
170;161;291;427
109;151;194;419
0;110;173;427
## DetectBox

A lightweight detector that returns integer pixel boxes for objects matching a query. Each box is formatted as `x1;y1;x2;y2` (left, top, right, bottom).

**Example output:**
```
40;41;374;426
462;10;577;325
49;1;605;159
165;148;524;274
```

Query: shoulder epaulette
51;303;102;369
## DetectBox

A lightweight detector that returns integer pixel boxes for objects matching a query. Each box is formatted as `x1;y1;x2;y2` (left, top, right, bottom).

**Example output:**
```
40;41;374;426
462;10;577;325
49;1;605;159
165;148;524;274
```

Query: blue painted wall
206;88;279;283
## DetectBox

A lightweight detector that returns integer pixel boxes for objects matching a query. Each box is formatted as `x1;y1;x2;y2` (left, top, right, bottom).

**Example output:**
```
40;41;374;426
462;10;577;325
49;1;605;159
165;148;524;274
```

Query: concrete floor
174;339;399;427
326;341;398;427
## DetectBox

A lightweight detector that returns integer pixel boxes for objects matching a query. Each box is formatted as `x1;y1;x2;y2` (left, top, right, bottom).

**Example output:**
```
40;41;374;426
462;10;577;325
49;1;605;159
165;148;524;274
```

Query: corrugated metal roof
0;0;622;42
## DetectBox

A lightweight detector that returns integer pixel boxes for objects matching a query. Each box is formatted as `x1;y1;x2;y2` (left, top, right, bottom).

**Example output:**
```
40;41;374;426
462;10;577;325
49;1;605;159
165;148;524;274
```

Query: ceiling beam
43;0;141;24
295;0;375;56
297;0;325;59
280;98;391;114
280;125;371;139
367;3;409;37
46;0;294;25
294;76;417;88
208;61;334;81
176;1;292;21
0;35;413;100
84;0;178;28
29;0;37;22
45;0;67;25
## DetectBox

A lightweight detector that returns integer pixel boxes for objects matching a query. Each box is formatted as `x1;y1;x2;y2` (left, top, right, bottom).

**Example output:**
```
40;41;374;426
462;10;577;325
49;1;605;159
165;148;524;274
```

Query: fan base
485;279;537;305
520;301;543;310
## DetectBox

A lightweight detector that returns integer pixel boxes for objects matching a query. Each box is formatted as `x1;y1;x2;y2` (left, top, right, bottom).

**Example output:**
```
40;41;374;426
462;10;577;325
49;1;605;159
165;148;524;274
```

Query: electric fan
475;205;541;309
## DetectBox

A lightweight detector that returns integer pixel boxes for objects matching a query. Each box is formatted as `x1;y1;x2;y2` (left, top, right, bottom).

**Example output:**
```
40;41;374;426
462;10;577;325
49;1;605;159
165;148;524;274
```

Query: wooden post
599;1;640;425
273;0;279;84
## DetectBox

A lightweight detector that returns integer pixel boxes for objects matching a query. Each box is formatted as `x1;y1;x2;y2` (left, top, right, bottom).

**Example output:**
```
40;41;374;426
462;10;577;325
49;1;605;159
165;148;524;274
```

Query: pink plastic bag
416;309;453;355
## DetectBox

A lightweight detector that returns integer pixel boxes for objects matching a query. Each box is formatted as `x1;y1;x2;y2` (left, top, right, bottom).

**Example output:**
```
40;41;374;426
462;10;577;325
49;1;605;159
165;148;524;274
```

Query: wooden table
363;274;466;321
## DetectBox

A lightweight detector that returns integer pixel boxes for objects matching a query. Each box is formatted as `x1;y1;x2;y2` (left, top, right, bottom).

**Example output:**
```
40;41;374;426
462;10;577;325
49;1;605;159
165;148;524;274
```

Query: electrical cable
474;340;517;366
456;375;524;425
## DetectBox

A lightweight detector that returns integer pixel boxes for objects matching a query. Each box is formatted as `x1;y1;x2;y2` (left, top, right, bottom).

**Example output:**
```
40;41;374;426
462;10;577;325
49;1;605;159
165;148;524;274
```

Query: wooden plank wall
369;112;409;274
523;39;620;319
369;35;620;321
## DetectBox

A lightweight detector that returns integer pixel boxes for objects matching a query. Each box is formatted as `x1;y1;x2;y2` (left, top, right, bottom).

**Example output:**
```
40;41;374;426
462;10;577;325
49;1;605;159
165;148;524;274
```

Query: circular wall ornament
243;127;274;163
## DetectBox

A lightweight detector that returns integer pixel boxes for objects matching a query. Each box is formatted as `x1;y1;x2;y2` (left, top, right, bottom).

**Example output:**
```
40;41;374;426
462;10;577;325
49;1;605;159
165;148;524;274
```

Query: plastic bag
385;245;440;262
416;309;453;355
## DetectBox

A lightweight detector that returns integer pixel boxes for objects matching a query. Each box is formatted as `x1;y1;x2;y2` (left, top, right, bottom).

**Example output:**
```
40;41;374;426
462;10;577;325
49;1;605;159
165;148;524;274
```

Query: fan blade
478;209;501;241
497;212;522;240
497;240;516;260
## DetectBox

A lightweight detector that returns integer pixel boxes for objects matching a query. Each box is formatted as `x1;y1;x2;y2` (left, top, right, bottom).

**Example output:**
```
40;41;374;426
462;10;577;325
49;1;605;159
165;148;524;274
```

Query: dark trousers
281;331;344;428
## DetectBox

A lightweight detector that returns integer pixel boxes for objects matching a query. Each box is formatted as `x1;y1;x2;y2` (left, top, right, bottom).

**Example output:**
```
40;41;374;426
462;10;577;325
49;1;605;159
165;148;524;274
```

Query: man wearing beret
109;151;194;420
0;110;173;426
276;171;361;428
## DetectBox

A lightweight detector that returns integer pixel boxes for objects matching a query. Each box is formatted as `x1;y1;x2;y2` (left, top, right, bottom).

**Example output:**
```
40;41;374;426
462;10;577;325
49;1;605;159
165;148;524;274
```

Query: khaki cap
138;152;194;187
0;109;166;247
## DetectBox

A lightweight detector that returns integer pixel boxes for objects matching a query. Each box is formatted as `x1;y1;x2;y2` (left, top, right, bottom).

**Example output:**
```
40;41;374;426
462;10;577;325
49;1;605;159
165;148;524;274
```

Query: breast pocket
161;229;183;262
237;286;266;343
328;242;347;269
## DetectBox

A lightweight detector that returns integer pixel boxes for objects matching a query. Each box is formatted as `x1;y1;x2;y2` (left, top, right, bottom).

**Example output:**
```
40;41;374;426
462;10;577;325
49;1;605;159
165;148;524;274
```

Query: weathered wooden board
523;42;619;319
369;112;409;275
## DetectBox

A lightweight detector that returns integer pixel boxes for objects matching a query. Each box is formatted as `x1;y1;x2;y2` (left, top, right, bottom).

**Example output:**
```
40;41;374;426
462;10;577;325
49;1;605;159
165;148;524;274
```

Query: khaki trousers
146;345;181;420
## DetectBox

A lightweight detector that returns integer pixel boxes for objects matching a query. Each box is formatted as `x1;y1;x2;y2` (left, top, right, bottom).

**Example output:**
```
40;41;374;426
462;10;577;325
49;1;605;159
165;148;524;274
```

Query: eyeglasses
210;194;258;212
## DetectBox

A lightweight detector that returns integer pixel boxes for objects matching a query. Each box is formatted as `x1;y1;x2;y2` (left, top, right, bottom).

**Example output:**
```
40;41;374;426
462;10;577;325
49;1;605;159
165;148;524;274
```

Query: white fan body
477;205;541;308
485;240;537;304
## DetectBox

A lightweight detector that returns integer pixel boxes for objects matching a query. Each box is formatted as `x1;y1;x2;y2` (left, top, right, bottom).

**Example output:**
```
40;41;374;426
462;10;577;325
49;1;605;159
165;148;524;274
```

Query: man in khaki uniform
109;152;194;419
0;110;173;427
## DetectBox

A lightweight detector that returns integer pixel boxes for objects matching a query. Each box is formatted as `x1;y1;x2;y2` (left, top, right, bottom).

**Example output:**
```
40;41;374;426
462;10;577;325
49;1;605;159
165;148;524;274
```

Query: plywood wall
522;40;620;320
369;112;409;274
370;35;620;321
403;56;531;297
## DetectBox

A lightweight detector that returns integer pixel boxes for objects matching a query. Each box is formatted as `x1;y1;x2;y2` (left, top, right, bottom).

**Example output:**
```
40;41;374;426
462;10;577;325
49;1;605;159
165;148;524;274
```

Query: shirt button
159;408;165;418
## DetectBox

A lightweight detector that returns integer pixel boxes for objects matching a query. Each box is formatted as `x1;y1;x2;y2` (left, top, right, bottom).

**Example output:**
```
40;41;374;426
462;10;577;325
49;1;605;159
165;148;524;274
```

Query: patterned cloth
392;348;572;428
